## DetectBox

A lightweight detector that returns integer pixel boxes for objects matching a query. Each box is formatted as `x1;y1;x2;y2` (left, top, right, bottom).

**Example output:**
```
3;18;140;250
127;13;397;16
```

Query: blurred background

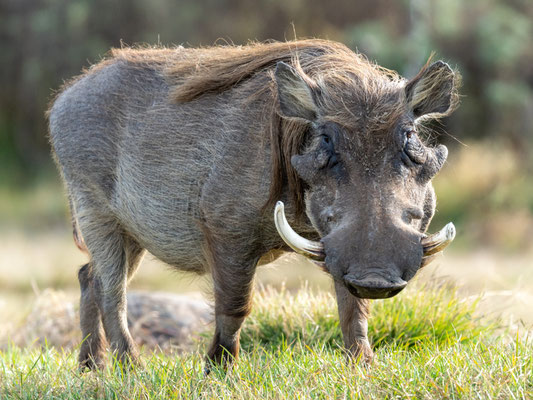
0;0;532;332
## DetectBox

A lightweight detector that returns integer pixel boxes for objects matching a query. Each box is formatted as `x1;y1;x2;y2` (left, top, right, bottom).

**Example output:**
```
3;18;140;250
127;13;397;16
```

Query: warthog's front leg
206;313;246;369
334;281;373;363
204;245;258;372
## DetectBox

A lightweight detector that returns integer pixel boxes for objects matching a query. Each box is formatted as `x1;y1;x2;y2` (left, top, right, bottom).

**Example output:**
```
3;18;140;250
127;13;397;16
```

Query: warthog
47;39;459;370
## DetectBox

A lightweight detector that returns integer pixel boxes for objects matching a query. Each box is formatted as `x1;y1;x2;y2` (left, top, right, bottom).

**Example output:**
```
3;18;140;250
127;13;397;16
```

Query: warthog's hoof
346;339;374;365
78;355;105;372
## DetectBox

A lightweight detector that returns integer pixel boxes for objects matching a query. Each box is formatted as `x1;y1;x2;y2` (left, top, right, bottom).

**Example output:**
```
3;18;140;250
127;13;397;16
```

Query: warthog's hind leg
78;262;106;370
78;213;145;368
334;281;374;363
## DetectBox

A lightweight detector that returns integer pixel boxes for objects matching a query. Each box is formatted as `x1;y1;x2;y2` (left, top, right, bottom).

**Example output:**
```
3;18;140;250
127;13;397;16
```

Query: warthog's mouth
343;273;408;299
273;200;456;272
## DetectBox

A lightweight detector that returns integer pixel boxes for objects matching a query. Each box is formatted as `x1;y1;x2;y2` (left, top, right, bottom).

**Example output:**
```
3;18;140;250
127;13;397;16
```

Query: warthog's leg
204;241;258;372
79;236;144;370
334;281;373;363
78;262;106;370
79;215;144;367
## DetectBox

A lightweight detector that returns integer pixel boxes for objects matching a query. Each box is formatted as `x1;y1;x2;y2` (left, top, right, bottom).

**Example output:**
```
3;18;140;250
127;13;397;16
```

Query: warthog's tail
69;195;88;254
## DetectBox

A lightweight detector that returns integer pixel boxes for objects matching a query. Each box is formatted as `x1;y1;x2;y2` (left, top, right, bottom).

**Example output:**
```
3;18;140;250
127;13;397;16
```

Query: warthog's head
273;58;459;299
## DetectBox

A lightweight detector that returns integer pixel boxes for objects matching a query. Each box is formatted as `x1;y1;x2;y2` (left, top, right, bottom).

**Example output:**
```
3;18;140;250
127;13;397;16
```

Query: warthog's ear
405;61;459;119
275;61;318;121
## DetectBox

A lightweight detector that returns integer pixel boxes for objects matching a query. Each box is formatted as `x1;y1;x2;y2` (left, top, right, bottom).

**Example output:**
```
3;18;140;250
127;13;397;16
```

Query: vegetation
1;285;531;399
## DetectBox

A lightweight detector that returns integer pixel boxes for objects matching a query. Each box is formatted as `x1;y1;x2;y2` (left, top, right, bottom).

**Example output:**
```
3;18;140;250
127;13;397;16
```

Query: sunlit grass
1;285;531;399
241;282;491;351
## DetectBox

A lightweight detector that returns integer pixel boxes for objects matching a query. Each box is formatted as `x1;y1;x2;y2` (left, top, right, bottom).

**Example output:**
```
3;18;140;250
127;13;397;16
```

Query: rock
4;289;213;353
127;291;213;352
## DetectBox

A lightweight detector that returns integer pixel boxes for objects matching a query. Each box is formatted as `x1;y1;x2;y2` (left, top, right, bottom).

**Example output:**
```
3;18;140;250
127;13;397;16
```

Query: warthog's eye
402;130;427;165
321;134;331;149
320;134;339;169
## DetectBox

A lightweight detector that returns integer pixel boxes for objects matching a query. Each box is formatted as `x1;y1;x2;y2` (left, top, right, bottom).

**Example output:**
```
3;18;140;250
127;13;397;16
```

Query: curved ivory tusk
421;222;456;257
274;201;325;261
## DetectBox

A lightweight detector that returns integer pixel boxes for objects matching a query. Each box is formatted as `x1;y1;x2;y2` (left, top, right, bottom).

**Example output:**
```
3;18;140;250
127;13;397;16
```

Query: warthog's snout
343;273;408;299
274;201;456;299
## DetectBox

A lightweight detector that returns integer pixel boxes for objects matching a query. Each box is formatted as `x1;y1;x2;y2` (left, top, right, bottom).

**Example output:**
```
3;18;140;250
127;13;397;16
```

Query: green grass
1;284;531;399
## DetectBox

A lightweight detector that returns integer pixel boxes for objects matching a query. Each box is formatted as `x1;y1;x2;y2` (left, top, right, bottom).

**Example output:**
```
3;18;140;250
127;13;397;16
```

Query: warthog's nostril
344;274;407;299
404;207;424;222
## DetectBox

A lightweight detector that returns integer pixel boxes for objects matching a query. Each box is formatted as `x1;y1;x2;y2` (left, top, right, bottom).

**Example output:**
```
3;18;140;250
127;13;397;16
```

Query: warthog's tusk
421;222;456;255
420;222;456;267
274;201;325;261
